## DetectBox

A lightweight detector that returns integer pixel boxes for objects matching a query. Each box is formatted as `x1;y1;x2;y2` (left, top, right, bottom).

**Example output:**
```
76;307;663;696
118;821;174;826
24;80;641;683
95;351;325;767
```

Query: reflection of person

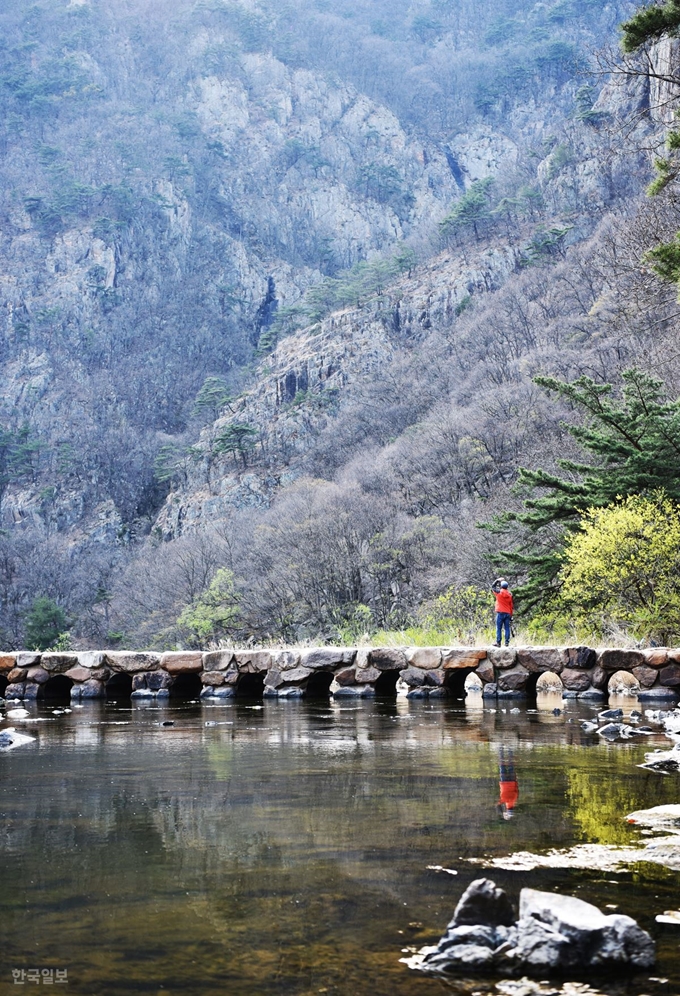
491;578;514;647
498;747;519;821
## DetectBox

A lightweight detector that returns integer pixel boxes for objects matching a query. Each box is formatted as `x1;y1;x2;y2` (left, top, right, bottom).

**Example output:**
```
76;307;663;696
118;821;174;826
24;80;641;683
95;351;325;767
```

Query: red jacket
495;589;514;614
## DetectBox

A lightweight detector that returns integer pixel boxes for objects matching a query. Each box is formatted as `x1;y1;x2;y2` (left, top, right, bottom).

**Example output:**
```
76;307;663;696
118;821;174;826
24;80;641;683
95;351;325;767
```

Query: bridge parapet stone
369;648;408;671
565;646;597;669
441;649;486;669
15;652;40;669
272;650;300;671
644;649;668;667
597;649;645;671
0;654;16;672
160;652;202;674
487;648;517;669
301;648;355;669
104;652;160;673
76;652;106;669
235;650;272;672
41;653;79;673
406;647;442;669
517;647;566;673
202;651;235;670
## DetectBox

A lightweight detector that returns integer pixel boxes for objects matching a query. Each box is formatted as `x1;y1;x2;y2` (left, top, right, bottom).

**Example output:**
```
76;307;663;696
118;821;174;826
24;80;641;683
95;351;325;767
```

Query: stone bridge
1;645;679;703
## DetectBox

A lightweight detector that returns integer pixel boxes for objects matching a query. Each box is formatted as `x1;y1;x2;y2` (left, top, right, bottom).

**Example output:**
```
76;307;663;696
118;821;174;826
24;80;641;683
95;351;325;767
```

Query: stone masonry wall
1;646;679;703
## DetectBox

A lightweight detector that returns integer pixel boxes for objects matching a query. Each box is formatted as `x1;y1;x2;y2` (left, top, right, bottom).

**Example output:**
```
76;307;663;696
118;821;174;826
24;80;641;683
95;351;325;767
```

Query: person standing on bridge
491;578;513;647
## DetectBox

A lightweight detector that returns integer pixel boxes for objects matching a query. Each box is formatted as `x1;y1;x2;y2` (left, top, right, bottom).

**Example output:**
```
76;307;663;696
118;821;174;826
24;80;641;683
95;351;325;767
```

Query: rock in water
0;727;36;751
450;878;515;928
419;880;655;975
517;888;655;969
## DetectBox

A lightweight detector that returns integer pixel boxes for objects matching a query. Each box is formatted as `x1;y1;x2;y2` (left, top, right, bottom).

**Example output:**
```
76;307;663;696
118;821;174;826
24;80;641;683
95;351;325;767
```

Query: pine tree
495;369;680;609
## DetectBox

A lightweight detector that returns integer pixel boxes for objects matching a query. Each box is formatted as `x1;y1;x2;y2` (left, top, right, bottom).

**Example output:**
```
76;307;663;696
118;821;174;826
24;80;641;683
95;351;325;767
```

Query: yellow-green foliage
177;568;240;647
558;492;680;642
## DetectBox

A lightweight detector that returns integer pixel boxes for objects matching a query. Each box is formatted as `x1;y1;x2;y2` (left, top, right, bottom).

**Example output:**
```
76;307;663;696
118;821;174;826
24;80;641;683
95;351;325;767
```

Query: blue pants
496;612;511;645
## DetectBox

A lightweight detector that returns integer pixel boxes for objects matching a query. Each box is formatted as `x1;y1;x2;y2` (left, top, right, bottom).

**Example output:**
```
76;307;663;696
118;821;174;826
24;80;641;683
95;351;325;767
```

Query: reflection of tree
566;752;676;846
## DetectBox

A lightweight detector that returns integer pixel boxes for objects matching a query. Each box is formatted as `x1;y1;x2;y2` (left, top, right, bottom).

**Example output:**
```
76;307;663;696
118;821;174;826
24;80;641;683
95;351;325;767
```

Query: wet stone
560;668;592;692
660;664;680;687
5;682;25;699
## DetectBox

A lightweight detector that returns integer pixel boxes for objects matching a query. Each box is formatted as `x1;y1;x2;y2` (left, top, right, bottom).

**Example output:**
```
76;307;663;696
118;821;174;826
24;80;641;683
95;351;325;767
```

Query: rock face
420;879;655;976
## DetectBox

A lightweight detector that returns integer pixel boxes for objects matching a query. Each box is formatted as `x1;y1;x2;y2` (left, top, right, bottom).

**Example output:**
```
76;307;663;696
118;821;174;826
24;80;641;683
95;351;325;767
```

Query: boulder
131;674;147;690
40;653;79;673
482;682;498;698
7;668;27;683
561;668;592;692
399;666;427;687
597;649;645;671
406;647;442;669
202;650;235;671
644;649;668;668
15;652;40;669
23;682;39;700
442;649;487;670
160;652;202;674
222;668;240;686
147;670;172;690
264;669;285;690
564;646;597;669
355;666;381;683
200;685;236;700
104;652;160;673
333;684;375;698
589;666;608;690
76;652;106;669
368;648;408;671
425;668;445;687
273;650;300;670
450;879;515;928
517;647;567;674
5;682;25;699
419;882;655;976
660;663;680;687
335;667;357;686
26;666;49;684
487;648;517;669
277;686;305;699
518;888;655;968
300;647;355;669
78;679;106;699
280;667;313;684
65;666;94;684
200;671;225;686
497;665;529;693
0;654;16;672
234;650;272;672
475;659;495;684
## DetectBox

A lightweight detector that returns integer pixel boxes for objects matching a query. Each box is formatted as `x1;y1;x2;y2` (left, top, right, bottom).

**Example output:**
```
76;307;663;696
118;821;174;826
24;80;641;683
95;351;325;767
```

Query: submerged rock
418;879;655;976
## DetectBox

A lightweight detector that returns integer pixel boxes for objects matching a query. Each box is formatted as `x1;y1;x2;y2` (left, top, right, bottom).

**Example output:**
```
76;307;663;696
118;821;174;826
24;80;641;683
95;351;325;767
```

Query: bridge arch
106;673;132;700
374;670;400;697
306;671;334;697
535;671;563;694
170;673;202;700
42;674;73;703
235;672;265;699
444;668;476;699
0;675;8;698
607;670;640;697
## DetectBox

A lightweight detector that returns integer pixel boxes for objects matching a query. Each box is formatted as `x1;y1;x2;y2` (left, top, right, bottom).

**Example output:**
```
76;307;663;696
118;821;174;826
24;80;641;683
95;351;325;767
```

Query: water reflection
0;697;678;996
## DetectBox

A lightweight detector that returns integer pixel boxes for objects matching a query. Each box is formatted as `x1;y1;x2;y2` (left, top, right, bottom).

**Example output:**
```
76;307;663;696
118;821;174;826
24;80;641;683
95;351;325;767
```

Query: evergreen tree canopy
497;368;680;609
620;0;680;53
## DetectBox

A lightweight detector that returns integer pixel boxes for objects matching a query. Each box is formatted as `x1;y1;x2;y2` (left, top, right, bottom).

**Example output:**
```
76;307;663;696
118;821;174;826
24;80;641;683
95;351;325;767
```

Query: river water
1;692;679;996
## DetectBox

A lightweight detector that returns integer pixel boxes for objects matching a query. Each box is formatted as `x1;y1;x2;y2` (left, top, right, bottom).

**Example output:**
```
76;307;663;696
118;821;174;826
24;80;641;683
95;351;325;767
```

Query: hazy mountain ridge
1;0;671;647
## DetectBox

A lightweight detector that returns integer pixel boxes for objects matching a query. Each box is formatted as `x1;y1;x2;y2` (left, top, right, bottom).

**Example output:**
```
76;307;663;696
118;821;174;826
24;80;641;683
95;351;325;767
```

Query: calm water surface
1;693;680;996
